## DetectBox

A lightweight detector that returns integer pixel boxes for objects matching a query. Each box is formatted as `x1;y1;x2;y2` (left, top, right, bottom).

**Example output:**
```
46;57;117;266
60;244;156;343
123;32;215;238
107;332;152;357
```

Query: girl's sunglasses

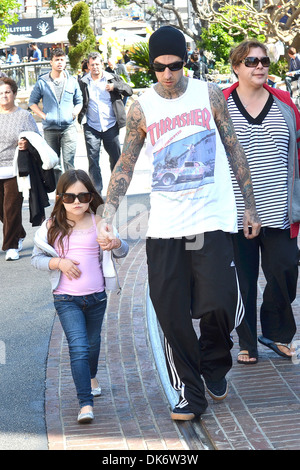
152;60;184;72
241;56;270;68
59;192;93;204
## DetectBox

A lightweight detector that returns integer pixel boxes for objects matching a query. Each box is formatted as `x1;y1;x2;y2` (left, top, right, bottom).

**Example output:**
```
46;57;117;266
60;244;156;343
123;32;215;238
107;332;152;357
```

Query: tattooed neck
154;76;189;99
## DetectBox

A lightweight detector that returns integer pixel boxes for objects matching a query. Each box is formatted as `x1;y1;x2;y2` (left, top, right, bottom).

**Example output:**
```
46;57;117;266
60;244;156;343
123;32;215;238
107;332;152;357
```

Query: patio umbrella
36;27;70;44
115;29;147;45
0;34;31;48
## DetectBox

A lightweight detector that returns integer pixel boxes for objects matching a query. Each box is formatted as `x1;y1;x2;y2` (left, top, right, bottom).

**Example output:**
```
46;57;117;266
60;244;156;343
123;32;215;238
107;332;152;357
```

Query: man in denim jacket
29;48;82;181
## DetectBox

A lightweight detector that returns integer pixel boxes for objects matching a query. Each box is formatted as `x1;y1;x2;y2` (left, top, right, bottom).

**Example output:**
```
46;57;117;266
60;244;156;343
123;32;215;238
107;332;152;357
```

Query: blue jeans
53;291;107;408
83;123;121;194
44;123;77;180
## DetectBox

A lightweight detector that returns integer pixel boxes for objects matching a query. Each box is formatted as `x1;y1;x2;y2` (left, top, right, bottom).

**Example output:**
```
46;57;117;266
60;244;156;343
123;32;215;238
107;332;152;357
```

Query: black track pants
146;230;244;416
232;228;298;354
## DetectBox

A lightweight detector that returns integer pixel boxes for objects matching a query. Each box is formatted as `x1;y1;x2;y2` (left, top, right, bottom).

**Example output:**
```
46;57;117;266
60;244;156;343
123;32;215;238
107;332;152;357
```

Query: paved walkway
42;126;300;451
45;231;300;451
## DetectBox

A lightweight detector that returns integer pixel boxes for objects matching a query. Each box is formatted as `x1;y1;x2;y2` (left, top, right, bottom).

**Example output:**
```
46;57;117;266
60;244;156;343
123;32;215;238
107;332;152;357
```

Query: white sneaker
18;238;25;251
5;249;20;261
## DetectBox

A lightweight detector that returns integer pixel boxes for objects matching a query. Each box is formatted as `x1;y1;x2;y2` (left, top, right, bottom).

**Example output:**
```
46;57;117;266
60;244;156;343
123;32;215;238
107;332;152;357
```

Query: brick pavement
202;266;300;450
45;209;300;451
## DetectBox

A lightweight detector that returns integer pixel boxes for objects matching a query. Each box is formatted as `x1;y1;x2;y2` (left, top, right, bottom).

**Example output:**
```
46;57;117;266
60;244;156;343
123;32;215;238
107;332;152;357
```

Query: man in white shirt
78;52;132;195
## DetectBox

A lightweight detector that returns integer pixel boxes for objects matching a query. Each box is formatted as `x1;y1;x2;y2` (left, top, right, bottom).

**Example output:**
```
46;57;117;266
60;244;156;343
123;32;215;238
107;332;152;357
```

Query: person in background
0;77;39;261
285;47;300;97
78;52;132;195
105;58;131;105
29;48;82;182
31;169;128;424
79;59;89;79
6;47;21;86
106;58;130;83
29;43;42;62
6;48;20;64
123;50;130;64
186;53;201;79
186;46;193;58
223;39;300;363
27;44;34;61
98;26;261;421
199;50;208;65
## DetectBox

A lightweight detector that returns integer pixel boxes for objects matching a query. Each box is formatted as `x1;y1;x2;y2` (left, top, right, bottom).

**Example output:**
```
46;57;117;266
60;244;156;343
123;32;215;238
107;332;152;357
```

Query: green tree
199;24;235;63
0;0;21;43
67;2;96;72
198;11;265;64
129;41;156;86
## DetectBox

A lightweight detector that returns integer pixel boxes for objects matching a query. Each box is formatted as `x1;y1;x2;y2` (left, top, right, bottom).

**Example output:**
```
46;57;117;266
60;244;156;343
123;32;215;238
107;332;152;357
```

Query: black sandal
258;335;292;359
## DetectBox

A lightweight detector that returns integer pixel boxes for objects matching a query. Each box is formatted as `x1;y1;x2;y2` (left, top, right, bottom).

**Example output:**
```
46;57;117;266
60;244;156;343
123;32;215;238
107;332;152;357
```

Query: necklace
49;72;65;86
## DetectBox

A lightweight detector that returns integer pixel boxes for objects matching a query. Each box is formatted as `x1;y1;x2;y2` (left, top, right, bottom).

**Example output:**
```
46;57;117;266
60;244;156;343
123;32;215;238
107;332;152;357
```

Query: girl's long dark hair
47;169;104;256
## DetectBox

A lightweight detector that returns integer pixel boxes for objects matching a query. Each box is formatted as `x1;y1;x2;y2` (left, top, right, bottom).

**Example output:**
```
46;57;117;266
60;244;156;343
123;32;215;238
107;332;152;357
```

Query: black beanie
149;26;187;64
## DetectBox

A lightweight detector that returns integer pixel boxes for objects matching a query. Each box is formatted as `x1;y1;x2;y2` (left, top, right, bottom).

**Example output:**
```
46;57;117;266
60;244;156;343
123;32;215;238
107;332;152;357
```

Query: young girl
31;169;128;424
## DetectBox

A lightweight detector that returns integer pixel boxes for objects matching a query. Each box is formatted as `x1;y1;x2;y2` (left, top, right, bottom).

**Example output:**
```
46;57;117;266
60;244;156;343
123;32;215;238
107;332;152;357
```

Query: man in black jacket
78;52;132;195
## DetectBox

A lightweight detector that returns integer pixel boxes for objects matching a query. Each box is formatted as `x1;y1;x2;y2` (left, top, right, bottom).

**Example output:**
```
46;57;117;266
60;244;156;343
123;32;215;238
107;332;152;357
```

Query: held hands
96;219;121;251
243;209;261;239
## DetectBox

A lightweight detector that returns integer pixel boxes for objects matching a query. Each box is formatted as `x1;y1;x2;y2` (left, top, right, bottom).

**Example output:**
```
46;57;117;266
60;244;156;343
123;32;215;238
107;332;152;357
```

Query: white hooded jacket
31;218;129;293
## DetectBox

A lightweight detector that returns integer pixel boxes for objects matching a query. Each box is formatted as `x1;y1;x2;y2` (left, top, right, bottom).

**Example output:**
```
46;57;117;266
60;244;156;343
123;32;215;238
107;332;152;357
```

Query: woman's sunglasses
152;60;184;72
241;56;271;68
59;192;93;204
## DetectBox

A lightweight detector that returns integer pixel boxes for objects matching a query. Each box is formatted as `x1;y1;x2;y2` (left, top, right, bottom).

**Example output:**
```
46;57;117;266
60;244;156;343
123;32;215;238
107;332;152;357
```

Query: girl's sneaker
91;386;101;397
77;408;94;424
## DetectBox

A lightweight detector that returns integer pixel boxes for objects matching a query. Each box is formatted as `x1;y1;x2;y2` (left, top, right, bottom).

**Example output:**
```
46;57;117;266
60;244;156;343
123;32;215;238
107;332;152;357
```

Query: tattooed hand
208;82;261;238
102;100;146;225
243;209;261;239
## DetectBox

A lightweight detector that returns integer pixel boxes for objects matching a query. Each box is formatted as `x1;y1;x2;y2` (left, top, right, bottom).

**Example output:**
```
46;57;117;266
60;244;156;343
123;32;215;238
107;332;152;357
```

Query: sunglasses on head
152;60;184;72
59;192;93;204
241;56;271;68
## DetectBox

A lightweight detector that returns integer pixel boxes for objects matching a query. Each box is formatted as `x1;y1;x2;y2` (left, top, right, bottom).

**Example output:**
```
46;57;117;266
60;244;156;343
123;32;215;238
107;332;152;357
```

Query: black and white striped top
227;89;290;230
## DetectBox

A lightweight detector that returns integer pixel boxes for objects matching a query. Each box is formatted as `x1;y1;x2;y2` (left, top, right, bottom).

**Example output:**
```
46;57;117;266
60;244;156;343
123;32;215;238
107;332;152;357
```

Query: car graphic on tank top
152;130;216;191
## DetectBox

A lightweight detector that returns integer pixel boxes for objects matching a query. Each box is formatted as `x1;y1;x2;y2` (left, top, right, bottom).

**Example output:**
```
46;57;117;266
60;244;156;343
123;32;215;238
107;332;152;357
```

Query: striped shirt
227;89;290;230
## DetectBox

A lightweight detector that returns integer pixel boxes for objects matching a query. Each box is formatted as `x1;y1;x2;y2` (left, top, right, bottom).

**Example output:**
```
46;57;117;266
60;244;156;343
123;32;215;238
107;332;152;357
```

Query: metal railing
0;61;73;90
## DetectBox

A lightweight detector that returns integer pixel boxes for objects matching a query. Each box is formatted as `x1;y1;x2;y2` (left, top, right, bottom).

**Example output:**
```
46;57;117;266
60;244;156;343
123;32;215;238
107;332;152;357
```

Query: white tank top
138;79;237;238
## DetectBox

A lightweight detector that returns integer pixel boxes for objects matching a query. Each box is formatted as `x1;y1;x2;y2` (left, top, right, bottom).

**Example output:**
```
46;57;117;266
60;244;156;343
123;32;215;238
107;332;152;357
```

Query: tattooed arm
208;82;261;239
98;99;147;249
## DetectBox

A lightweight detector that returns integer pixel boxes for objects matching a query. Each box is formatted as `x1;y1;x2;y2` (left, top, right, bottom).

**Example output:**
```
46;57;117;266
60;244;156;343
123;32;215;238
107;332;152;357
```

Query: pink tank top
53;213;105;295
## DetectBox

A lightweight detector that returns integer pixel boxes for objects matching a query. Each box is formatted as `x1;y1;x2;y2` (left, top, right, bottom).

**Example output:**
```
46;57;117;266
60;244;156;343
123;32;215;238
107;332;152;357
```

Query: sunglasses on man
241;56;271;68
152;60;184;72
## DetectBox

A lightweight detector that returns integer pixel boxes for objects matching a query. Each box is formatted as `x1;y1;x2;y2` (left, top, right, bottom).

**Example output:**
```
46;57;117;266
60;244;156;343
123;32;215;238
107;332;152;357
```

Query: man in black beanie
148;25;187;64
98;26;261;421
